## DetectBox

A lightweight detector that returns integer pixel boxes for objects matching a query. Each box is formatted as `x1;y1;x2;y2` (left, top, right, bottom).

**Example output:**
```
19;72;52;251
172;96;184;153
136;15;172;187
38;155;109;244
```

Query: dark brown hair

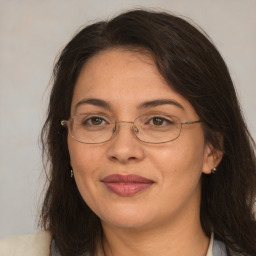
40;9;256;256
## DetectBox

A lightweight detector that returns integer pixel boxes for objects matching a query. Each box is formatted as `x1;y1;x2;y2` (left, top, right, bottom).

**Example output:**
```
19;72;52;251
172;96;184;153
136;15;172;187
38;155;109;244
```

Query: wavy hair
40;9;256;256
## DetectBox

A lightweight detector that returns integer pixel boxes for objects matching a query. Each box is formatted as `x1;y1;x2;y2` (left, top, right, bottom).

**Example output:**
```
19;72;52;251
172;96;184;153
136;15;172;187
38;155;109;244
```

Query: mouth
101;174;155;196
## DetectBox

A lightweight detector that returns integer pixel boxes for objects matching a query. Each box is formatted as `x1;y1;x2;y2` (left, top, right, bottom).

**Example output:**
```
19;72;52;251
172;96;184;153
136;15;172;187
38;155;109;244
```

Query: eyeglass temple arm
181;120;202;125
61;120;68;126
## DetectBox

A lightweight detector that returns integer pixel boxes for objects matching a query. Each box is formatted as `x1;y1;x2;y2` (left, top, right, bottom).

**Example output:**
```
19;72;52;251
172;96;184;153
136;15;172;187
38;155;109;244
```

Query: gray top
213;239;229;256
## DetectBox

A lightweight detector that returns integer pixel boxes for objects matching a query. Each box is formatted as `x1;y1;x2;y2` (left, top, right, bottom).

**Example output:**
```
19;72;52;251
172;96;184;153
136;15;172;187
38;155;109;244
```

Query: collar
206;232;214;256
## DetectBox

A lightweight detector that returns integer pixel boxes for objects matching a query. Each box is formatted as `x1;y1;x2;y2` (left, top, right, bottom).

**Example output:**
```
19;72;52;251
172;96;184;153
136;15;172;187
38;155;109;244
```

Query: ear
202;143;223;174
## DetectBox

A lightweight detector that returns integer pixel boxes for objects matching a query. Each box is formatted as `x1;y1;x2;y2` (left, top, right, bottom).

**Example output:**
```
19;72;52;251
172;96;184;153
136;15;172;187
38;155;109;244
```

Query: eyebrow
138;99;185;110
74;98;184;112
74;98;112;112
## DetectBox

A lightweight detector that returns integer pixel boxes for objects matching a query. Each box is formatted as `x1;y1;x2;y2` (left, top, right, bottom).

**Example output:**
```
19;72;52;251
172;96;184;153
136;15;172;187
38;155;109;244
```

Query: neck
101;211;210;256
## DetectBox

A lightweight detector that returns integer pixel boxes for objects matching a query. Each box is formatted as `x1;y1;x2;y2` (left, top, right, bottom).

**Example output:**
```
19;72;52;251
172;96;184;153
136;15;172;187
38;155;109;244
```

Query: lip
101;174;154;196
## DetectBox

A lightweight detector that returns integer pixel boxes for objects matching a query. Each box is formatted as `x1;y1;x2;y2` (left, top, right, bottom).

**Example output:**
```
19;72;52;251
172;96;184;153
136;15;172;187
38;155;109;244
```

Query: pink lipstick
101;174;154;196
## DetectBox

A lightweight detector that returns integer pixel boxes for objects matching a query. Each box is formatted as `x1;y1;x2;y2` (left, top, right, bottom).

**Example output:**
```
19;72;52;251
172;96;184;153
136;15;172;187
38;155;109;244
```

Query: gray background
0;0;255;238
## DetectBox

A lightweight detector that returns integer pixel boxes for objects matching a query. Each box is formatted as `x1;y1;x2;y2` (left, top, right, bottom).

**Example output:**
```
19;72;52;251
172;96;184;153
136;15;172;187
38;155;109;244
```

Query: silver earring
70;169;74;178
212;167;217;174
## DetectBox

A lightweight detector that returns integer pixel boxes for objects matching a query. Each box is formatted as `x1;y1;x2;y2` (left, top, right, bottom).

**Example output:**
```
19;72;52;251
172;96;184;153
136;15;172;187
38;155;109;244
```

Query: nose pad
133;126;139;134
112;122;138;139
112;124;123;136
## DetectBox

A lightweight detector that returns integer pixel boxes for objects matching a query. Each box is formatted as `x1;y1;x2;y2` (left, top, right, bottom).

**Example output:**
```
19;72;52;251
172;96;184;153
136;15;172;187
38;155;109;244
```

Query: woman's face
68;48;216;231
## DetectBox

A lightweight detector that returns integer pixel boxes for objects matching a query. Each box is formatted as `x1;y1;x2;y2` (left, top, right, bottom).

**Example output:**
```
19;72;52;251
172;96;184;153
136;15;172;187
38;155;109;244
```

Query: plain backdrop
0;0;255;238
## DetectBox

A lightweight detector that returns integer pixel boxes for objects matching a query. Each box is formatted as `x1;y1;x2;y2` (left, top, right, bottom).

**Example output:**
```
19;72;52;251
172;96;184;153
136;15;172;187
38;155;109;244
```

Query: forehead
75;48;165;93
71;48;197;118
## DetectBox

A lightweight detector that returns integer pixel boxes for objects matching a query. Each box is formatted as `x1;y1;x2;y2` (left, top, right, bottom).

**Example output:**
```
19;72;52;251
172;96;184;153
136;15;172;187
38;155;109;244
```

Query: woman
1;9;255;256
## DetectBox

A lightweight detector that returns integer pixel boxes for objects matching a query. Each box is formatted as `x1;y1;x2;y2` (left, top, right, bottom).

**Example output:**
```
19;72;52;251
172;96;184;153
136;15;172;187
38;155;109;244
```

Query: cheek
149;133;206;192
68;136;102;197
68;136;106;211
68;136;103;172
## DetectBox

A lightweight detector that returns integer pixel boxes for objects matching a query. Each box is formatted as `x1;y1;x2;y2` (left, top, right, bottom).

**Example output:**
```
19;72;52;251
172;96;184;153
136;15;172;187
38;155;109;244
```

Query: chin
99;207;156;230
102;217;154;230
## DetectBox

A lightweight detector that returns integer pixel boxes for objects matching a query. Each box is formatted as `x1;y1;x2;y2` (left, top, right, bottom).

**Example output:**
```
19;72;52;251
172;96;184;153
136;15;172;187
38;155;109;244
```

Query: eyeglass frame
61;114;203;144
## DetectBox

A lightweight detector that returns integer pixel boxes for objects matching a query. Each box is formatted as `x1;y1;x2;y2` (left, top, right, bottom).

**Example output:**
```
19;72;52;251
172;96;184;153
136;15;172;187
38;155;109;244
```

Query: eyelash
82;116;110;125
146;116;174;126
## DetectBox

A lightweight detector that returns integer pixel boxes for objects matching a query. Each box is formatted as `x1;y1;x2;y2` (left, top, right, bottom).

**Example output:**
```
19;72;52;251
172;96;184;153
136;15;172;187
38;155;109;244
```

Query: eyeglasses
61;113;202;144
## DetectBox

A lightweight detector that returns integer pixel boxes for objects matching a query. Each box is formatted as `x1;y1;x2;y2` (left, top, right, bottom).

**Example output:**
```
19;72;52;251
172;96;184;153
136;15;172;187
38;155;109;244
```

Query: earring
70;169;74;178
212;167;217;174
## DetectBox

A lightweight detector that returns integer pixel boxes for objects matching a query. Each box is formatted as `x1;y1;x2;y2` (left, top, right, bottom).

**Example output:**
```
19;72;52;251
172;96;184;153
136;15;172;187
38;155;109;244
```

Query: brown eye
81;116;107;126
142;115;175;129
90;117;104;125
152;117;164;125
151;117;174;126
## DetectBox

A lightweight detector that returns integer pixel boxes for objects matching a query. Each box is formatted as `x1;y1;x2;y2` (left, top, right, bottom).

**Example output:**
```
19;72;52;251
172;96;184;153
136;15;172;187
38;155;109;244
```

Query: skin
68;48;222;256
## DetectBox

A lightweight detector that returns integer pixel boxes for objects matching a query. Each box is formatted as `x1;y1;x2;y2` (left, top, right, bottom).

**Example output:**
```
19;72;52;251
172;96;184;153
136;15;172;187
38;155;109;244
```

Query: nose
106;122;145;164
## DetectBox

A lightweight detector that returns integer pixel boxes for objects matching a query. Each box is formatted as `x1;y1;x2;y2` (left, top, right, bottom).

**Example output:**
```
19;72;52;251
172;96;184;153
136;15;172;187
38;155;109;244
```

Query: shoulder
0;230;52;256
